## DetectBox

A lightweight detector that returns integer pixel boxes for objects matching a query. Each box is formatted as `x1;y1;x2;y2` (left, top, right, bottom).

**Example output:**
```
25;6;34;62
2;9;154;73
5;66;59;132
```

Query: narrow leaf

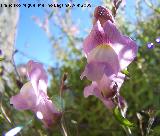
113;106;134;127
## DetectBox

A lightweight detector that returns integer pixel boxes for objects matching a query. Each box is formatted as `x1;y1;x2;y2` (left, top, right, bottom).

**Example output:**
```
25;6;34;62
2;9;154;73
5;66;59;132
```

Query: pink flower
10;60;61;127
81;6;138;108
83;73;125;109
81;6;137;81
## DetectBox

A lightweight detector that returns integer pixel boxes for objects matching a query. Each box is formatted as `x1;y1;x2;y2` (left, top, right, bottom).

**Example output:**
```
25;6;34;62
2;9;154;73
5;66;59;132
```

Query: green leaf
51;95;65;112
121;69;130;77
113;106;134;127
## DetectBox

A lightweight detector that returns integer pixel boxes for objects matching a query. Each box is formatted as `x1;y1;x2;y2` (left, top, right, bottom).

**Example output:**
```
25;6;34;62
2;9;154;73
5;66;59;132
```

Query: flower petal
84;82;98;98
34;91;61;127
38;79;47;94
81;62;106;81
10;82;37;110
103;21;138;69
87;45;120;77
96;75;116;98
118;36;138;69
112;72;125;91
27;60;48;95
83;21;104;55
102;99;115;109
84;82;114;109
103;20;123;46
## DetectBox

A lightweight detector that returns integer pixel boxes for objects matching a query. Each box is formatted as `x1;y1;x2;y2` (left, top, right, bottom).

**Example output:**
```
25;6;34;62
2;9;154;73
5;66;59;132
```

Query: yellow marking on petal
88;44;118;63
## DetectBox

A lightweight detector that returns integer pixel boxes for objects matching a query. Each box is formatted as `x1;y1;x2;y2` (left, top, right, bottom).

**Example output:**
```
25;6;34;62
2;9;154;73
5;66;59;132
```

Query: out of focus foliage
1;0;160;136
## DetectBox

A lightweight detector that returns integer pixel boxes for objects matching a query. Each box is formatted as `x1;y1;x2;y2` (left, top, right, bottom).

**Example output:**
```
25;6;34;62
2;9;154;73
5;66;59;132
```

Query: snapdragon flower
81;6;138;108
10;60;61;127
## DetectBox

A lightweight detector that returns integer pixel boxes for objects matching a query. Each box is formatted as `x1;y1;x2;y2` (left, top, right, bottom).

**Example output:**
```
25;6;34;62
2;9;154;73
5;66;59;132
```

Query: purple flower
81;6;138;108
81;9;137;81
147;42;154;49
156;37;160;43
83;73;125;109
10;60;61;127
